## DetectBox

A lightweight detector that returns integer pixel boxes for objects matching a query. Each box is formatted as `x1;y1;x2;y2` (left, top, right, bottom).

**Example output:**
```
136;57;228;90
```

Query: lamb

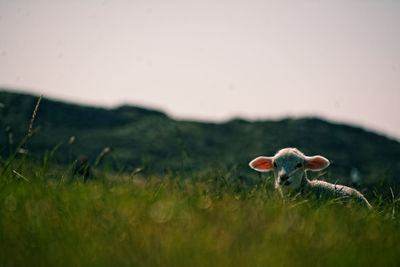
249;148;372;209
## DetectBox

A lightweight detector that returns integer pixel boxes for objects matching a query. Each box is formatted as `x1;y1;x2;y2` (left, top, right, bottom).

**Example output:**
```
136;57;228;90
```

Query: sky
0;0;399;140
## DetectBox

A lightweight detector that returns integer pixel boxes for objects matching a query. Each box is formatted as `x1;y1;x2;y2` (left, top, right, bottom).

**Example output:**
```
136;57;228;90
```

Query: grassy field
1;97;399;266
1;158;400;267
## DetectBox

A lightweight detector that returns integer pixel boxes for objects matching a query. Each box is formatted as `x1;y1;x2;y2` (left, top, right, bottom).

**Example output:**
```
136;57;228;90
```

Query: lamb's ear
249;156;274;172
305;156;330;171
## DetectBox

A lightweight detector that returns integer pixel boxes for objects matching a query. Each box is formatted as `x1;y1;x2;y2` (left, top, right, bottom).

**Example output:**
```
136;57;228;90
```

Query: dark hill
1;90;399;185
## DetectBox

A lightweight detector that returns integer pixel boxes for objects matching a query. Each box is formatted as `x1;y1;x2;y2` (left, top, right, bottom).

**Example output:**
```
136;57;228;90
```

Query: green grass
2;93;399;267
1;160;400;267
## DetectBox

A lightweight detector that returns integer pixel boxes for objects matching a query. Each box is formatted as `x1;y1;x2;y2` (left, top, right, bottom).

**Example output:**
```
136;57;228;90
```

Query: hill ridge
1;89;399;185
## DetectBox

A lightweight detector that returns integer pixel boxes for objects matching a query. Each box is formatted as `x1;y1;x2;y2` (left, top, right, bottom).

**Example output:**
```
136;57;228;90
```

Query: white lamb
249;148;372;209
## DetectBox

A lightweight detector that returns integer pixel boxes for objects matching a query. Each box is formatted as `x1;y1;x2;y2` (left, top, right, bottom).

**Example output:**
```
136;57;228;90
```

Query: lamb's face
249;148;330;192
273;153;305;190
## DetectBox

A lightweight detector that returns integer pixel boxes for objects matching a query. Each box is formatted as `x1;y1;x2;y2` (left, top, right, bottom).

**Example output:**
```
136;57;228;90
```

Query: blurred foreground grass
1;161;400;267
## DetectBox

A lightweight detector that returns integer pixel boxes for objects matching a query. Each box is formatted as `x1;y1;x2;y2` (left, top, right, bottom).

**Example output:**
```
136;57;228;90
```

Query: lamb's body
303;178;372;208
249;148;372;209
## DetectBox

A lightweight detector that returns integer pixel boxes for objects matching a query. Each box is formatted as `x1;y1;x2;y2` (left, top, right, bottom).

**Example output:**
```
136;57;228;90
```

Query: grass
1;96;400;266
1;159;400;267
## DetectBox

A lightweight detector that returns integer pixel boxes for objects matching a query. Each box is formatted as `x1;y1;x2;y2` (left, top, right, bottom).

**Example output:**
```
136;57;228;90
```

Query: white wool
249;147;372;209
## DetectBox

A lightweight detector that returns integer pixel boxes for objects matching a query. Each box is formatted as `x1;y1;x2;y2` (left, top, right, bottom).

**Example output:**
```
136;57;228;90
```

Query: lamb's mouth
282;180;291;186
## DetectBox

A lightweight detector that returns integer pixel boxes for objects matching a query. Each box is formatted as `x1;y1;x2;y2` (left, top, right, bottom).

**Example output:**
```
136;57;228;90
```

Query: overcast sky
1;0;399;139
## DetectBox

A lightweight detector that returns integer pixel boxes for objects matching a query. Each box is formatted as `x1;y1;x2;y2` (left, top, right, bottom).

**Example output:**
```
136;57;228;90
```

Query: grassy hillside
1;90;400;187
1;89;400;266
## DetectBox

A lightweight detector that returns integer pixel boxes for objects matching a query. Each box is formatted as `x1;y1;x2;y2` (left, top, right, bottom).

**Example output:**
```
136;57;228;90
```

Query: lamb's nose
280;175;289;182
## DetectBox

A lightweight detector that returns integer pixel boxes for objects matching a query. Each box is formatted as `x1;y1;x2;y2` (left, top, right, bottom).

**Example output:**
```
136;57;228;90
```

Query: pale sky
1;0;399;139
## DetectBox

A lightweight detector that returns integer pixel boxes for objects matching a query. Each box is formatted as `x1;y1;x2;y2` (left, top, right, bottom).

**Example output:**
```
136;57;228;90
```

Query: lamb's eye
273;162;277;168
295;163;302;169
